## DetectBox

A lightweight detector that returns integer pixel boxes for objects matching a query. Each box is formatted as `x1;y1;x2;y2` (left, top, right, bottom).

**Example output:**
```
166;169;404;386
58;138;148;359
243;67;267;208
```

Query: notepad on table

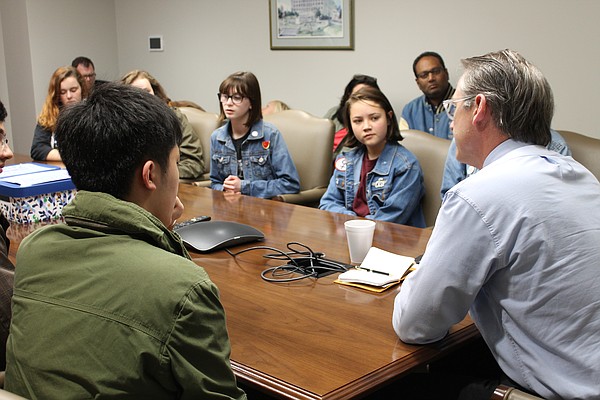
335;247;416;292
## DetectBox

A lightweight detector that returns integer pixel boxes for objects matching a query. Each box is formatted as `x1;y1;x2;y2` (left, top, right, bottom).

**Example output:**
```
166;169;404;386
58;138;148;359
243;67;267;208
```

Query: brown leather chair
264;109;335;206
557;130;600;181
491;384;545;400
400;129;451;227
178;107;220;185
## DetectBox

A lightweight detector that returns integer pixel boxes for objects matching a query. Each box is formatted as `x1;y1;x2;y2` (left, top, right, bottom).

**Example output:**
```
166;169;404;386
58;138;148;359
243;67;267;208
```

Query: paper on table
335;247;416;290
336;269;401;287
0;163;57;179
356;247;415;277
0;169;71;187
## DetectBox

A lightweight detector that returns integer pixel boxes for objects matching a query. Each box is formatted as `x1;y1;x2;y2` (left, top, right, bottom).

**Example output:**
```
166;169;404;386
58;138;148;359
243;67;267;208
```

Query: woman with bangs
210;71;299;198
31;66;86;161
319;86;426;227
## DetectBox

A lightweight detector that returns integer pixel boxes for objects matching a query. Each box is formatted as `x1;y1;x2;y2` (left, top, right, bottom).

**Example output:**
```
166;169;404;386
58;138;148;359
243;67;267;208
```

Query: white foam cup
344;219;376;264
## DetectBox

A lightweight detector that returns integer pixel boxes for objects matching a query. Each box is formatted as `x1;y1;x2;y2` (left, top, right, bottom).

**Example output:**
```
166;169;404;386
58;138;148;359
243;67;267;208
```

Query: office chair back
557;130;600;181
264;110;335;206
179;107;220;184
400;129;451;227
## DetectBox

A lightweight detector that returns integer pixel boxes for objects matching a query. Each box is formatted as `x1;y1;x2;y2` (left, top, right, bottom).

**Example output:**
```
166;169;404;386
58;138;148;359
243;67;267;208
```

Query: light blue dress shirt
401;86;455;140
440;129;572;198
393;140;600;399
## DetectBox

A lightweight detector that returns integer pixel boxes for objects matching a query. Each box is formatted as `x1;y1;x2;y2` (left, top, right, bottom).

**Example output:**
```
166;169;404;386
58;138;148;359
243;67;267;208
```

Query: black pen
355;266;390;276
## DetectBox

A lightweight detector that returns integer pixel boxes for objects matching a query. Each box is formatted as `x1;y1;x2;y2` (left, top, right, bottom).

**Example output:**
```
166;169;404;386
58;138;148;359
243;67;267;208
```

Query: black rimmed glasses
218;93;245;105
416;67;444;80
442;96;476;121
81;73;96;80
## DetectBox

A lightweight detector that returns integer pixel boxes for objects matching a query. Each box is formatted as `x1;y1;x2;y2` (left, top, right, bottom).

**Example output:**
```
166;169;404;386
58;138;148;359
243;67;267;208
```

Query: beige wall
114;0;599;139
0;0;119;154
0;4;9;138
1;0;599;154
0;0;37;153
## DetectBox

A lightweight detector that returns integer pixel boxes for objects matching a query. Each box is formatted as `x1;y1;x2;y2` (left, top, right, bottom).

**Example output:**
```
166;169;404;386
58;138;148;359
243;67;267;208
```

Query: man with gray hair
393;50;600;399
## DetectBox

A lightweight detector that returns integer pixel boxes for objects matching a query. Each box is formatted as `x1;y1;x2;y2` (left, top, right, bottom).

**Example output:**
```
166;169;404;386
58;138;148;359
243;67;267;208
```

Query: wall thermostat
148;36;163;52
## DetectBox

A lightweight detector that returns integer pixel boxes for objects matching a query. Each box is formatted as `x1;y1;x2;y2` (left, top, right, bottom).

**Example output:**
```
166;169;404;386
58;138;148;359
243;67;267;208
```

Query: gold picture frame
269;0;354;50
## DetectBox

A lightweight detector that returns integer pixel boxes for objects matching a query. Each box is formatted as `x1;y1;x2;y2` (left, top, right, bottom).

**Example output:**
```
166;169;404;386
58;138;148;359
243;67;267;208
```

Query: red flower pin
262;141;270;150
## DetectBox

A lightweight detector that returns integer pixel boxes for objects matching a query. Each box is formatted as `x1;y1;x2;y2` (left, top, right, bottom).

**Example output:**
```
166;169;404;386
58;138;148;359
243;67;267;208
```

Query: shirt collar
426;84;455;114
483;138;530;168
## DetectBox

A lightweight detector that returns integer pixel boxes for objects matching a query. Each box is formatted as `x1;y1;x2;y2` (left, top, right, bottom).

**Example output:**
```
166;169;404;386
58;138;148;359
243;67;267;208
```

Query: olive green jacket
6;191;245;400
175;107;205;180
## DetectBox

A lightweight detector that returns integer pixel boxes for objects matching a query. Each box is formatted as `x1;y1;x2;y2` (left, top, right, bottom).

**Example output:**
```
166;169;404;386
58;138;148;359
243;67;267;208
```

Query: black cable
225;242;350;283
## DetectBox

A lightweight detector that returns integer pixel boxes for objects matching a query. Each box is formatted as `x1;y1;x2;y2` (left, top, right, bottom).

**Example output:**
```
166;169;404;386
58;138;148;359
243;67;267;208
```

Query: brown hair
343;86;403;148
120;70;171;104
217;71;262;127
37;66;86;131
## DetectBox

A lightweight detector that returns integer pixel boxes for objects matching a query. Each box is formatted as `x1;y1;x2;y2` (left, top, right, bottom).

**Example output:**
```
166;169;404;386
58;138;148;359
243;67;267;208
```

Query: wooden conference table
6;156;479;400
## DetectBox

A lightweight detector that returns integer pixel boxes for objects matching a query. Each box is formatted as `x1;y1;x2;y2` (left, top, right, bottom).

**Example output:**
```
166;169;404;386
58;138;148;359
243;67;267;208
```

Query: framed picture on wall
269;0;354;50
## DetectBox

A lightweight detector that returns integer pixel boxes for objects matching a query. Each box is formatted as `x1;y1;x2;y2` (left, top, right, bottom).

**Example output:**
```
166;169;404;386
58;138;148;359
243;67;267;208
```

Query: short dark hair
333;74;379;124
55;82;182;199
343;86;403;148
412;51;446;77
71;56;95;69
0;100;6;122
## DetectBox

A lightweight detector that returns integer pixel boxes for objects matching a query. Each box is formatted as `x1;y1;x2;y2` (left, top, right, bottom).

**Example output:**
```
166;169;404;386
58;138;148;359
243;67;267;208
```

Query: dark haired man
393;50;600;399
401;51;455;139
0;99;15;372
71;56;106;93
6;83;246;399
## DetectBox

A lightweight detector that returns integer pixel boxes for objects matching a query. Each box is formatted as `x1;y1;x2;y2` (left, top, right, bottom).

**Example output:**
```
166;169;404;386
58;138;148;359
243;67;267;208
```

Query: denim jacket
401;86;455;140
319;143;426;228
440;129;572;198
210;119;300;198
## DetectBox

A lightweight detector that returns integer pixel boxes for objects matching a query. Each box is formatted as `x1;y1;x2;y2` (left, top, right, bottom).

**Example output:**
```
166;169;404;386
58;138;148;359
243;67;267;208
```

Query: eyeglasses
442;96;476;121
416;67;444;80
81;73;96;80
218;93;245;105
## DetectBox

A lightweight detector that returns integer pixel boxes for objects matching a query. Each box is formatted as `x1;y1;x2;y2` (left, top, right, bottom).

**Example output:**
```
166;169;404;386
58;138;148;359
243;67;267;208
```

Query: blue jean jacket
319;143;426;228
440;129;572;198
210;119;300;198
